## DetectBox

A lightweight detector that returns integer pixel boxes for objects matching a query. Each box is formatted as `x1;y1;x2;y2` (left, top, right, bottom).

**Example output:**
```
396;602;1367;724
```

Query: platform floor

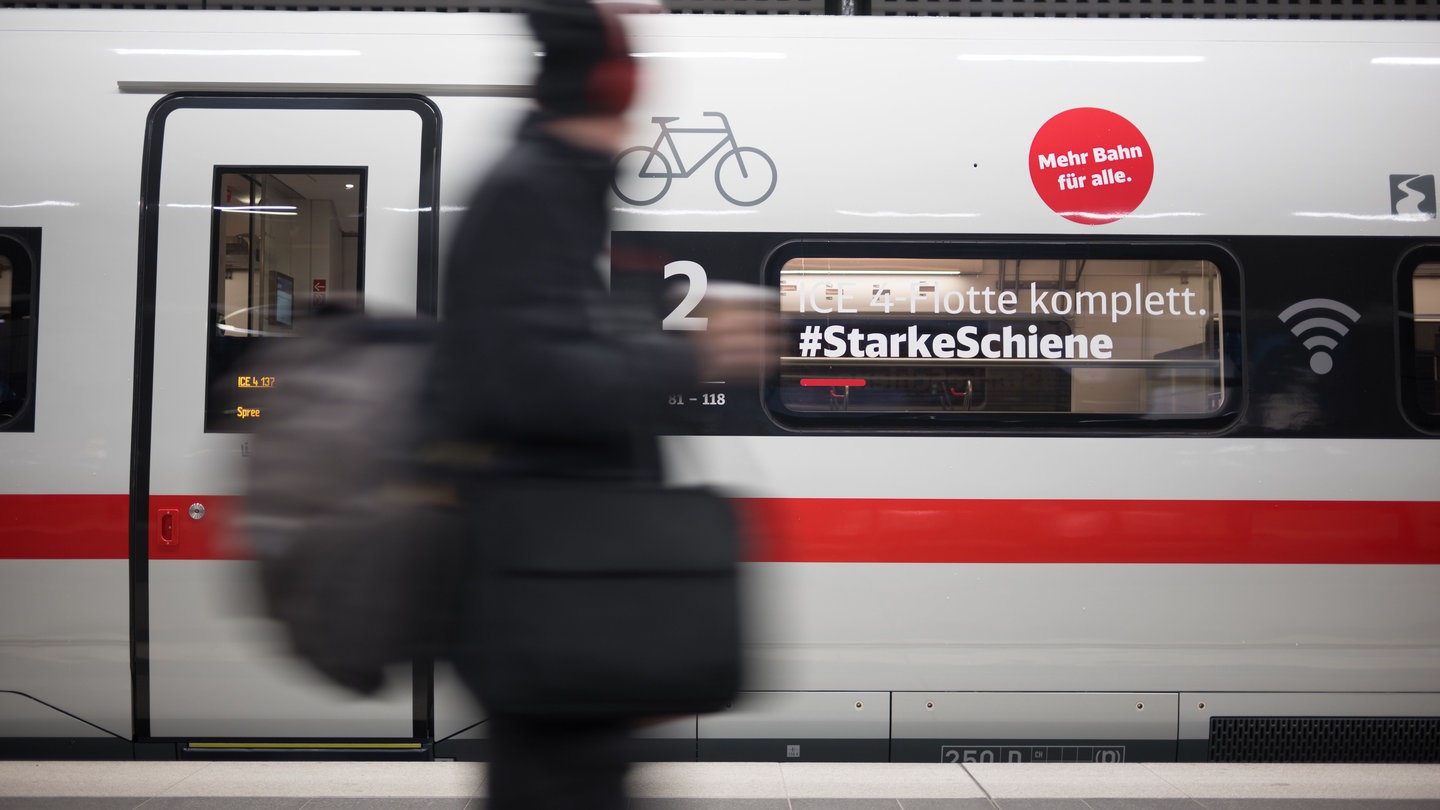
2;761;1440;809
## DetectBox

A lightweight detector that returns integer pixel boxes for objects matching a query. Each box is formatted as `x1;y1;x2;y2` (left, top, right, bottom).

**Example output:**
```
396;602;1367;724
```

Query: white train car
1;7;1438;763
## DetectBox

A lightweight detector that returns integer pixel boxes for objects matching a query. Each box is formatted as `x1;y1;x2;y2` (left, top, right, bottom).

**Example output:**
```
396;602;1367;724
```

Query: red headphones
585;5;640;116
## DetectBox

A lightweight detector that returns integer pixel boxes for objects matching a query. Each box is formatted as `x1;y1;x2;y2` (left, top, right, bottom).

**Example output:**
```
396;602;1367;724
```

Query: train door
134;96;439;745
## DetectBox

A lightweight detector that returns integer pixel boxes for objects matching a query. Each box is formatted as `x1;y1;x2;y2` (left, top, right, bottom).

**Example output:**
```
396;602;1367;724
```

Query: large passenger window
768;244;1233;429
1405;260;1440;422
0;229;39;432
205;169;365;432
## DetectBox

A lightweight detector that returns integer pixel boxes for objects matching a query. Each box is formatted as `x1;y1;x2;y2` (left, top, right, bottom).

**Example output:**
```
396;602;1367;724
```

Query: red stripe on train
742;498;1440;564
3;494;1439;564
0;494;130;559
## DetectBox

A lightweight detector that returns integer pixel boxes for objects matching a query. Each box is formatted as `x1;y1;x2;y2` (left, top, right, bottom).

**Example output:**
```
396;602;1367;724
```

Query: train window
1405;261;1440;422
767;245;1234;429
205;169;365;433
0;230;39;433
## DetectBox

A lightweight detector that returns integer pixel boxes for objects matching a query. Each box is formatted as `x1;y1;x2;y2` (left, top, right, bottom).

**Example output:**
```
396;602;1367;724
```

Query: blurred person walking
423;1;775;807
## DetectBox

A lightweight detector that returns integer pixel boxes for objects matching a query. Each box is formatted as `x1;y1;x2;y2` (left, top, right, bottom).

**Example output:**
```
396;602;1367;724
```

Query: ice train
1;7;1438;763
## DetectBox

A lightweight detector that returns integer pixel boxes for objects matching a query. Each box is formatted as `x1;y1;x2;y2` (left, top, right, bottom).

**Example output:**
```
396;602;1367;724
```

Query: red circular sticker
1029;108;1154;225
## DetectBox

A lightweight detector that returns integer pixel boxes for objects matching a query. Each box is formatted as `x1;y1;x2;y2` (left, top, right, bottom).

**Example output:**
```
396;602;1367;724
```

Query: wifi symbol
1277;298;1361;375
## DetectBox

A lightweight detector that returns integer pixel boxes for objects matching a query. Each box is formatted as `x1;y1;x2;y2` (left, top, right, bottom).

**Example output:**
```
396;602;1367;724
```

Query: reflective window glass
1409;262;1440;418
206;169;365;432
0;230;38;432
769;249;1231;427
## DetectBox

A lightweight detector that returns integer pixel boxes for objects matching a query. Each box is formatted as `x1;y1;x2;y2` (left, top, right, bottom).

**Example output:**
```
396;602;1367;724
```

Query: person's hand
692;307;784;382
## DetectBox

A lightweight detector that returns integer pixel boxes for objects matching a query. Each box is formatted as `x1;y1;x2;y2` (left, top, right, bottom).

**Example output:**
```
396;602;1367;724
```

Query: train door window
0;229;38;432
768;245;1235;429
205;168;365;432
1404;260;1440;424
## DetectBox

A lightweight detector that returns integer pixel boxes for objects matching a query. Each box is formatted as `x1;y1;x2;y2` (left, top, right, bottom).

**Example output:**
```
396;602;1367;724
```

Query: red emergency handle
158;508;180;548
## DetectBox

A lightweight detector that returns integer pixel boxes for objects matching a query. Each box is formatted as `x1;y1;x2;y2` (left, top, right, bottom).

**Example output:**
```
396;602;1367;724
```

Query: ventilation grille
654;0;825;13
1210;717;1440;763
4;0;1440;15
871;0;1440;18
0;0;824;10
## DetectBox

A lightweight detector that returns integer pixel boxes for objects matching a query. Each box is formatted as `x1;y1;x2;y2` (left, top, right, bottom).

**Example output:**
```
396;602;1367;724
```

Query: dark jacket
424;114;697;479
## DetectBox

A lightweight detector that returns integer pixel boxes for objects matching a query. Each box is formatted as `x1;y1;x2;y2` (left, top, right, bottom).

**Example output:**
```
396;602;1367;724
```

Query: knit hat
527;0;638;118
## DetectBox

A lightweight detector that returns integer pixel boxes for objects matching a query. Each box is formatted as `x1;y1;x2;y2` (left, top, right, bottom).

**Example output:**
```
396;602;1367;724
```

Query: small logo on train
1391;174;1437;220
612;112;777;207
1278;298;1361;376
1029;107;1154;226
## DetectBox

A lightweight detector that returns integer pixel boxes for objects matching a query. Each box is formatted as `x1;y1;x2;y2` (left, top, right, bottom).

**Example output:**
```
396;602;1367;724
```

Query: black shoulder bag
455;476;745;720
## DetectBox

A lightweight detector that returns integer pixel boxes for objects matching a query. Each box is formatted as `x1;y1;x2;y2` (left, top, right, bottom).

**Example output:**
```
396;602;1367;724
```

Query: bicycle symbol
612;111;777;207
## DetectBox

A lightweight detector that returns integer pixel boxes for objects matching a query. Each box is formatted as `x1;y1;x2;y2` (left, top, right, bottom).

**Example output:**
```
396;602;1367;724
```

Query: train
1;6;1438;763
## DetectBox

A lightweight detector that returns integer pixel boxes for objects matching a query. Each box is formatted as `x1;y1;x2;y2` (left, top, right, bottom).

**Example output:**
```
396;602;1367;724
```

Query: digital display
271;272;294;327
231;374;276;421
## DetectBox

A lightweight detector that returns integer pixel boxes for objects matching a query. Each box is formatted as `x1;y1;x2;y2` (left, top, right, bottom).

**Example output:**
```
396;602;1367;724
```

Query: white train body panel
0;9;1437;760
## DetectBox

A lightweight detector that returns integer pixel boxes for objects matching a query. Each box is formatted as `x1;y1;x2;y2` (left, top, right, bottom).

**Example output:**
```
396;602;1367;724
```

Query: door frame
129;93;441;746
